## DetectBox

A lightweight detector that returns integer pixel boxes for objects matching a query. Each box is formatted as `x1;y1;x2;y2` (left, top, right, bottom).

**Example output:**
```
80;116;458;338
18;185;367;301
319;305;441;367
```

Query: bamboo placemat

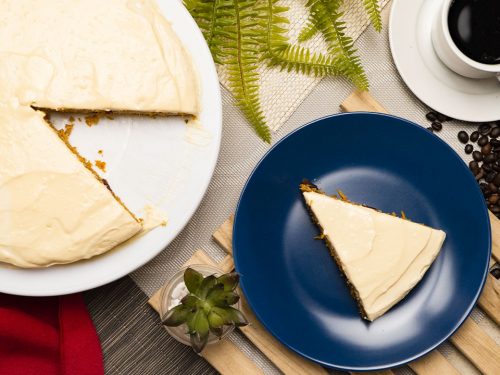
149;91;500;375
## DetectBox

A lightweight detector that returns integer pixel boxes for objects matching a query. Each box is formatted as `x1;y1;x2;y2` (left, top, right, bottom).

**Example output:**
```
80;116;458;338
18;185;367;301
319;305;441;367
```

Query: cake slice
0;0;199;116
300;182;446;321
0;102;142;268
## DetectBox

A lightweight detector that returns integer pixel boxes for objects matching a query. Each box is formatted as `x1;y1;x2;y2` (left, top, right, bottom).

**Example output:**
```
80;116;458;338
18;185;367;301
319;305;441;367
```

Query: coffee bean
488;183;498;193
458;131;469;143
493;173;500;186
426;112;437;122
472;151;484;161
492;268;500;279
486;172;497;183
491;205;500;213
470;160;479;168
485;154;498;164
431;121;442;131
489;194;499;204
478;136;489;146
490;139;500;147
493;164;500;172
476;169;485;180
470;131;480;142
483;163;493;172
465;144;473;154
479;123;492;135
482;143;492;155
436;113;448;122
491;127;500;138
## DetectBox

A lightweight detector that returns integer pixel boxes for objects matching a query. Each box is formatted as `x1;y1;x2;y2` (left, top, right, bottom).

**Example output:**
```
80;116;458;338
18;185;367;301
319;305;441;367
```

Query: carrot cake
300;182;446;321
0;0;199;267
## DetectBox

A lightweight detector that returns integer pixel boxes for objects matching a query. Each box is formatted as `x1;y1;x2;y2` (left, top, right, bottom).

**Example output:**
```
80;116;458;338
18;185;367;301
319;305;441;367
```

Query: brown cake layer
300;181;369;320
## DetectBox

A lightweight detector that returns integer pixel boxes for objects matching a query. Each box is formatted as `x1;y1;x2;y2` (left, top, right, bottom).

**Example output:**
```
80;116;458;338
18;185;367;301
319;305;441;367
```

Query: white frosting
0;102;142;267
0;1;200;267
303;191;446;321
0;0;199;115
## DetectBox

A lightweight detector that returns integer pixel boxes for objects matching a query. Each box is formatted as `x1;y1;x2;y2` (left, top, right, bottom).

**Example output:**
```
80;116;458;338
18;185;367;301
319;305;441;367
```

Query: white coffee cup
432;0;500;80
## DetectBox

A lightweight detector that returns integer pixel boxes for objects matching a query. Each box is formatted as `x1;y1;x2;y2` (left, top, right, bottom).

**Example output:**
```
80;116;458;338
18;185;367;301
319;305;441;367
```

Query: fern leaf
183;0;200;11
298;16;318;43
222;0;271;142
361;0;382;32
305;0;369;90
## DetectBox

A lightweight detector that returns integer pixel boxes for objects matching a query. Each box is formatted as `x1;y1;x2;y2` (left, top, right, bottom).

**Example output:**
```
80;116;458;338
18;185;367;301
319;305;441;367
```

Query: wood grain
449;318;500;375
213;215;234;254
408;351;460;375
339;90;388;114
490;212;500;262
148;250;264;375
477;274;500;326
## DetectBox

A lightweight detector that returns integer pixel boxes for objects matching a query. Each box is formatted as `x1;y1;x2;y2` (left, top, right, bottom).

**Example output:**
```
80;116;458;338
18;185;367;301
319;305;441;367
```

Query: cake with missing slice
0;0;199;267
300;182;446;321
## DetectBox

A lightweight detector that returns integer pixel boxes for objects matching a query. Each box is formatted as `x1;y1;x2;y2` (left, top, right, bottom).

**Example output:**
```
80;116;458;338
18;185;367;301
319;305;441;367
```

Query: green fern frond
263;1;333;74
268;44;342;77
298;16;319;43
220;0;271;142
362;0;382;32
183;0;200;11
305;0;368;90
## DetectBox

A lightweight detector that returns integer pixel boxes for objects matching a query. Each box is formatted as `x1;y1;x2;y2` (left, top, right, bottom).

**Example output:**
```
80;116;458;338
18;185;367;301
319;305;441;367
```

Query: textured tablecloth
85;2;500;374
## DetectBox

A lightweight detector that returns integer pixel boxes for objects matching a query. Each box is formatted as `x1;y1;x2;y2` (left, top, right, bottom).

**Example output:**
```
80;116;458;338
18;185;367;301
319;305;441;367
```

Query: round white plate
389;0;500;122
0;0;222;296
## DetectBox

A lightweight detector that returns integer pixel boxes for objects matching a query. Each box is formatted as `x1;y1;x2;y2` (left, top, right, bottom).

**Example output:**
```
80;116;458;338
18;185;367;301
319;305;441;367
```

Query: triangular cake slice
0;102;142;267
0;0;199;116
300;182;446;321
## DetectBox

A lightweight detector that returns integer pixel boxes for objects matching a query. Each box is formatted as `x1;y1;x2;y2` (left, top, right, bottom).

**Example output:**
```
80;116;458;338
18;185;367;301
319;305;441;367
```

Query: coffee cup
432;0;500;80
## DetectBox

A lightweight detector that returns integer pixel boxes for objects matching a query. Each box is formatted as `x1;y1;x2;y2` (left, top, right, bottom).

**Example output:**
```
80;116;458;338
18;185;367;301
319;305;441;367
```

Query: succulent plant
162;267;248;353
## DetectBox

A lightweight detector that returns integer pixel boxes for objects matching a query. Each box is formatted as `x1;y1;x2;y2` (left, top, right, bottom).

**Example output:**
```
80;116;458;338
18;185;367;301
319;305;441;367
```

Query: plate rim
233;112;491;371
0;0;222;296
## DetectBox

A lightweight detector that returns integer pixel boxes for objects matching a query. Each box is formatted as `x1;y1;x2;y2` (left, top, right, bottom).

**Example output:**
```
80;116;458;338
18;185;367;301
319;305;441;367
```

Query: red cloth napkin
0;293;104;375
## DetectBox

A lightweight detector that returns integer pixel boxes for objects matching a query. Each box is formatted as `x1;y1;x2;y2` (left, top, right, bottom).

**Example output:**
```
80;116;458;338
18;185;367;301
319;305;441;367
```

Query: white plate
0;0;222;296
389;0;500;122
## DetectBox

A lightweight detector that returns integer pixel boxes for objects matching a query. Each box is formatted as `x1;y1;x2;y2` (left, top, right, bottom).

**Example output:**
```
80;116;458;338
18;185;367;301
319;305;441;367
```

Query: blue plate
233;113;491;371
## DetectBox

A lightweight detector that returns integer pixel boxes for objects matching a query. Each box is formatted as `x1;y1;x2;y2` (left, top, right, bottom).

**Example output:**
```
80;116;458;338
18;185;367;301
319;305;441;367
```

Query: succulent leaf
211;306;249;327
208;290;240;307
197;275;218;299
180;294;200;309
184;268;204;294
216;272;240;291
162;304;190;327
209;326;224;338
188;310;210;353
208;310;225;329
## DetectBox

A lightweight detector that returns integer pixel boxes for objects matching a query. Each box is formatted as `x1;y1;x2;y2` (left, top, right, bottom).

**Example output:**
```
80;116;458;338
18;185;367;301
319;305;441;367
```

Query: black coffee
448;0;500;65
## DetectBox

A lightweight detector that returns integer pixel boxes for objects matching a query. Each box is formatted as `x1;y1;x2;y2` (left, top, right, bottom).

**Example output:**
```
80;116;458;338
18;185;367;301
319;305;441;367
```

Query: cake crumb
68;116;75;123
77;117;82;122
105;114;114;120
95;160;107;172
98;149;104;155
401;211;407;219
85;114;100;127
57;123;74;141
337;190;348;201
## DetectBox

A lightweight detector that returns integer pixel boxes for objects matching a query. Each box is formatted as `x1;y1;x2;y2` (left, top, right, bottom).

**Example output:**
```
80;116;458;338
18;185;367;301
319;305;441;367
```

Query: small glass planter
159;264;237;348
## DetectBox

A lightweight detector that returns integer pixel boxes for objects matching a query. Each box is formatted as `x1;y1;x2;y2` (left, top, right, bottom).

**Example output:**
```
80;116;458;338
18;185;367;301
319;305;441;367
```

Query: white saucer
389;0;500;122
